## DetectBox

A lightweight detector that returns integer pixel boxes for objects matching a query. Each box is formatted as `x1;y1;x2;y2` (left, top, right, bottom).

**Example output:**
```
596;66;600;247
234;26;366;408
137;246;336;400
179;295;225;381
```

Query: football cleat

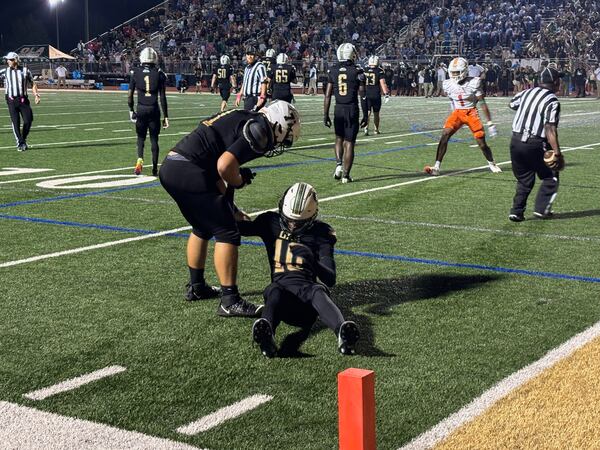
17;144;26;152
374;129;380;135
363;127;369;136
338;321;360;355
152;165;158;177
424;165;440;176
533;211;554;219
218;296;263;317
489;163;502;173
185;282;220;301
134;158;144;175
333;164;343;180
341;176;353;184
252;318;278;358
509;213;525;222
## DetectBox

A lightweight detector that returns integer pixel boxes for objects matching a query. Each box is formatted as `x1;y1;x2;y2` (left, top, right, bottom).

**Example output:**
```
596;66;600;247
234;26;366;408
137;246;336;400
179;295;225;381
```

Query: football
543;150;565;171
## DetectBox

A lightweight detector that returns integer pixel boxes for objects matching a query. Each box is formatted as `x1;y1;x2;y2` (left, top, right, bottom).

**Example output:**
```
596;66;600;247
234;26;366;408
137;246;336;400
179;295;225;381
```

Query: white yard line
322;214;600;243
84;128;104;131
0;401;201;449
23;366;127;401
399;320;600;450
1;142;596;268
0;165;158;185
176;394;273;435
385;140;403;144
112;129;132;133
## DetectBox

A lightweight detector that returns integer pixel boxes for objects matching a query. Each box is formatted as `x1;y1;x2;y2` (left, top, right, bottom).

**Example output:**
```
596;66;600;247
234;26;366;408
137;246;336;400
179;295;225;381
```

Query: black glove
324;115;332;128
236;167;256;189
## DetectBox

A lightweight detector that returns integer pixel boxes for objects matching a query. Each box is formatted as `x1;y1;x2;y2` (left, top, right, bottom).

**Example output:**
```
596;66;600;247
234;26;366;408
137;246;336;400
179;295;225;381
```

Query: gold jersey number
273;239;304;273
144;75;151;97
366;72;377;86
218;68;227;79
275;69;288;83
338;74;348;96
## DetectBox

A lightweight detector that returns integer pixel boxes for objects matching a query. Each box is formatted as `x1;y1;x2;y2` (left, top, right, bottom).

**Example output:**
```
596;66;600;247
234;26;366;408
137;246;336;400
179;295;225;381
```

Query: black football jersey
364;66;384;98
128;65;168;114
271;64;297;96
213;64;233;88
174;110;271;170
262;57;276;74
238;211;337;284
327;62;365;105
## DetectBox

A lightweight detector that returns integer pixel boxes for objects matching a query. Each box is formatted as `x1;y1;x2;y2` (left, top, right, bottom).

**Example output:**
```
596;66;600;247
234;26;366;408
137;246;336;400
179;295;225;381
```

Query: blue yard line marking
1;212;599;284
0;139;430;209
0;182;161;209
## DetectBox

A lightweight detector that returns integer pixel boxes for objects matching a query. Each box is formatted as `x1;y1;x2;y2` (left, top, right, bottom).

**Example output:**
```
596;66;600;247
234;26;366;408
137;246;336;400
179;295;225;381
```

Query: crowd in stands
72;0;600;95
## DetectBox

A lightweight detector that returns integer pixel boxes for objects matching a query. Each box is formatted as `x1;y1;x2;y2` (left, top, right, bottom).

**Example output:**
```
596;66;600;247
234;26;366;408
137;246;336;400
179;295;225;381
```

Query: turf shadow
550;209;600;220
329;273;502;356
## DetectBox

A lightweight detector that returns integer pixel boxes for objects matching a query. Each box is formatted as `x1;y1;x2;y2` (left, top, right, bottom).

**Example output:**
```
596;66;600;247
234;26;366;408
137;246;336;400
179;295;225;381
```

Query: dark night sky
0;0;162;54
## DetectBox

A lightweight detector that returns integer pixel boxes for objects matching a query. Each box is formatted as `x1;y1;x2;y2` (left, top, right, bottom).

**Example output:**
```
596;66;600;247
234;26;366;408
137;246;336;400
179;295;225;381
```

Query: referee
235;46;268;111
3;52;40;151
508;67;561;222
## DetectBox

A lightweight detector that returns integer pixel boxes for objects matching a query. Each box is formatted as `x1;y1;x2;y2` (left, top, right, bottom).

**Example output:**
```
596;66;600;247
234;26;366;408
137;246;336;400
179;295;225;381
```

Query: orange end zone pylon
338;368;376;450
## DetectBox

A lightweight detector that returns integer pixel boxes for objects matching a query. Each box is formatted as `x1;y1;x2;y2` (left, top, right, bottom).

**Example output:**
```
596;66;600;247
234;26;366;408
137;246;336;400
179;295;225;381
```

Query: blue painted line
0;182;160;209
1;212;599;284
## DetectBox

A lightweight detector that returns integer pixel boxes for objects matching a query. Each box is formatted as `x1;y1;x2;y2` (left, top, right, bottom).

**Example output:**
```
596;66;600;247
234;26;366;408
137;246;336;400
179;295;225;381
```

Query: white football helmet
279;182;319;234
448;57;468;81
276;53;289;64
261;100;301;155
368;55;379;67
336;43;357;62
139;47;158;65
266;49;276;58
220;55;230;65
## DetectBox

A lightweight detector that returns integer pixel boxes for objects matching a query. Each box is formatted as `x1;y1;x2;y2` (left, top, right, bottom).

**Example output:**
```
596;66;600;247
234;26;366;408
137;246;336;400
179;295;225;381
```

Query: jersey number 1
144;75;151;97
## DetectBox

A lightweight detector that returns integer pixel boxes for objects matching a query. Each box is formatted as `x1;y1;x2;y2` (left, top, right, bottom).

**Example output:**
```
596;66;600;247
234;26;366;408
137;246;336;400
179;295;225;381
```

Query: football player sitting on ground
211;55;237;112
159;100;301;317
362;55;390;136
128;47;169;176
324;43;367;184
425;57;501;176
237;182;359;357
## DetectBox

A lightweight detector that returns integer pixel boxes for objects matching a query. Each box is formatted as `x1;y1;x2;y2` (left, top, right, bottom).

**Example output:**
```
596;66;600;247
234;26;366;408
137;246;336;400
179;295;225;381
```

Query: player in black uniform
362;55;390;136
262;49;276;100
159;100;301;317
269;53;297;103
324;43;367;184
238;182;359;357
194;64;203;94
128;47;169;176
211;55;236;112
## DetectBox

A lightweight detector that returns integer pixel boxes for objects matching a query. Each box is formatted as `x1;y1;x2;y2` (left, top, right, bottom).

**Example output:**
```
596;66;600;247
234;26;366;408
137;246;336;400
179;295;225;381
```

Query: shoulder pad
243;116;274;154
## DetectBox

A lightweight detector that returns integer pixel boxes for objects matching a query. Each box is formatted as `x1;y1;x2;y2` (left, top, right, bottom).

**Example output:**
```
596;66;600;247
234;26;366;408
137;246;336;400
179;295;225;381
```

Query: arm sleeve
315;225;337;287
128;73;136;111
237;214;267;237
509;91;524;110
159;72;168;118
544;101;560;125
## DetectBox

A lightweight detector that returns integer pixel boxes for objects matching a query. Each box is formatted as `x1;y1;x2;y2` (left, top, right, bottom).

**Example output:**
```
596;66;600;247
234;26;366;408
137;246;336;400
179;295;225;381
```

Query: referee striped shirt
3;66;33;99
242;61;267;97
509;86;560;139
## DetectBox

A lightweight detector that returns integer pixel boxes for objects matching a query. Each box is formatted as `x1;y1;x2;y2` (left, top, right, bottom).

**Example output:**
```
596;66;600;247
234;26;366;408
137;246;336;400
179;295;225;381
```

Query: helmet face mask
279;182;319;235
139;47;158;65
260;100;301;157
448;57;468;81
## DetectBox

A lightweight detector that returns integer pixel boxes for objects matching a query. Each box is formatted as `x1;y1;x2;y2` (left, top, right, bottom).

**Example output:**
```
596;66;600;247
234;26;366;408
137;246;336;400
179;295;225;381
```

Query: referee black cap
540;68;561;84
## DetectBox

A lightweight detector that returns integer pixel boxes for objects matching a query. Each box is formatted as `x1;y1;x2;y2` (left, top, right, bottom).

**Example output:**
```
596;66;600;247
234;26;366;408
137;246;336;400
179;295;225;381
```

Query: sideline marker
338;368;376;450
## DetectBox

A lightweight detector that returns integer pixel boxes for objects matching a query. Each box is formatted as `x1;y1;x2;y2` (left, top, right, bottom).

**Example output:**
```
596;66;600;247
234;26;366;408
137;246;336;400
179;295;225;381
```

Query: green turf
1;91;599;449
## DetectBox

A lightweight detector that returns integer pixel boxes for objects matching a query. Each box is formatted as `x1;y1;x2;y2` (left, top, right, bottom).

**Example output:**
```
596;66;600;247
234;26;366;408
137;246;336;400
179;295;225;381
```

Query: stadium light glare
49;0;66;49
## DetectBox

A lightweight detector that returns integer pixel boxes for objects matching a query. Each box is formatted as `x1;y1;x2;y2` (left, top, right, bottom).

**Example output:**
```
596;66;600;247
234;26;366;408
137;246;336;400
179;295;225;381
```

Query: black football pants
6;97;33;146
510;135;559;216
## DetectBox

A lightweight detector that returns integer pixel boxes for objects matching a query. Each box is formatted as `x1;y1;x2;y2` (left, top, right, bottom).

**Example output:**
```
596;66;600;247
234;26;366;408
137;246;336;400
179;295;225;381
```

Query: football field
1;91;600;449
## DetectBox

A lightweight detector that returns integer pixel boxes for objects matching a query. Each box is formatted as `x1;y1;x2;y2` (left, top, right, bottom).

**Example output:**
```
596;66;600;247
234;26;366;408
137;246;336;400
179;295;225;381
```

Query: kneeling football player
237;182;359;357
